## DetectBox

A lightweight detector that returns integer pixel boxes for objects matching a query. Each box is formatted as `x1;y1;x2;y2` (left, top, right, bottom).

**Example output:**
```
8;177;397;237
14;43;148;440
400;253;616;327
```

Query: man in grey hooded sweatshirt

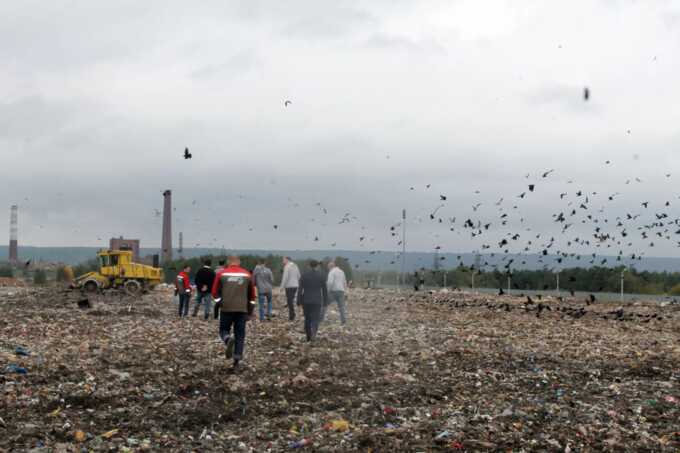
253;259;274;321
280;257;301;321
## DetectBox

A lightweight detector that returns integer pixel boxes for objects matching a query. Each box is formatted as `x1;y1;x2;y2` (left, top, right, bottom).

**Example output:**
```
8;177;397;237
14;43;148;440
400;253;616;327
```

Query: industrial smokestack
161;190;172;264
178;231;183;256
9;205;18;263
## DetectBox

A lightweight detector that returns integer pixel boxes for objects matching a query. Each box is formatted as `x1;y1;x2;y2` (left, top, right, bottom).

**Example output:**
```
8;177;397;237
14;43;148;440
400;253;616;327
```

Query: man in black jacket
193;259;216;319
297;260;328;342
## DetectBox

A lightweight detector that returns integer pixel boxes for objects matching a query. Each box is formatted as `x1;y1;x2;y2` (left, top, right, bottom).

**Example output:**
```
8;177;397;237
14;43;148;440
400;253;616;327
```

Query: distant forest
356;266;680;296
5;257;680;296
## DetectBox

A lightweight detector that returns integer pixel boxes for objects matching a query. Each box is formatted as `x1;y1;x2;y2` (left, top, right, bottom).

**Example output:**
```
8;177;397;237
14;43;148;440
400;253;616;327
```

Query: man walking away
176;264;192;318
323;260;348;325
281;257;301;321
253;259;274;321
298;260;328;342
212;256;256;371
193;259;216;319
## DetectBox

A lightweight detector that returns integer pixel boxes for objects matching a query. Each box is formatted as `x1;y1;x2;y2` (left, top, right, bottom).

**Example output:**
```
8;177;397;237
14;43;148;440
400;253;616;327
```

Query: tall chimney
9;205;18;263
161;190;172;264
178;231;183;256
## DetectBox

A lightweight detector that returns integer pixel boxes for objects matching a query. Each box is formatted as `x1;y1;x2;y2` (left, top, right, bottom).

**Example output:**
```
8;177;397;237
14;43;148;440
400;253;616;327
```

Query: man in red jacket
175;264;192;318
211;256;256;371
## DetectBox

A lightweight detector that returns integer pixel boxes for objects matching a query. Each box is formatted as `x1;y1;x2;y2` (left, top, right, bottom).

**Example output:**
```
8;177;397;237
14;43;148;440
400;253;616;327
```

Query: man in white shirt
280;257;301;321
323;260;348;325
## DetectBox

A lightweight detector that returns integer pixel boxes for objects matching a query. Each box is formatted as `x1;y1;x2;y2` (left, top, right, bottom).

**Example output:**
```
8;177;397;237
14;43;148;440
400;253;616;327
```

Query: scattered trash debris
288;438;311;448
4;364;28;374
0;287;678;451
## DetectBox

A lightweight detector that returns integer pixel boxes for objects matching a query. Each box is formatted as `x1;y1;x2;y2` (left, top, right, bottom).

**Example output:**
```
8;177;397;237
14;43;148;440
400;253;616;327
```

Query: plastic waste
289;438;311;448
15;346;30;356
5;364;28;374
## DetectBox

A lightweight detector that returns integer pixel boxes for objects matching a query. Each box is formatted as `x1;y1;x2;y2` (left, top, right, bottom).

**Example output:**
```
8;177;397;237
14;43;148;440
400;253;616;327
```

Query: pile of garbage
0;277;25;288
1;286;679;451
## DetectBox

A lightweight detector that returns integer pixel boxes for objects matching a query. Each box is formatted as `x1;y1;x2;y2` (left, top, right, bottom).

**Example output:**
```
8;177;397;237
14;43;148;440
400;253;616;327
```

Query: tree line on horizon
6;257;680;296
355;265;680;296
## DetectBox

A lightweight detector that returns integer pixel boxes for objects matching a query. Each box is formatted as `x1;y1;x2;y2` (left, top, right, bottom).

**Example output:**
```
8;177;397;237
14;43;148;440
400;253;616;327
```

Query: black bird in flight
284;100;292;107
583;87;590;101
183;147;192;159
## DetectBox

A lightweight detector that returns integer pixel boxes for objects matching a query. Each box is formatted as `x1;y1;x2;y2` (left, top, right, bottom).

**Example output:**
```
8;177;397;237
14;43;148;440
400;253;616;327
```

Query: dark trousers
303;304;322;341
193;292;212;319
178;293;190;317
285;287;298;321
219;312;247;360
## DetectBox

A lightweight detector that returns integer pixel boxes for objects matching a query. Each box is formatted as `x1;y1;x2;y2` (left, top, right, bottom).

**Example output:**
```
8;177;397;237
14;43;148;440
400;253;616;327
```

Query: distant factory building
110;237;140;260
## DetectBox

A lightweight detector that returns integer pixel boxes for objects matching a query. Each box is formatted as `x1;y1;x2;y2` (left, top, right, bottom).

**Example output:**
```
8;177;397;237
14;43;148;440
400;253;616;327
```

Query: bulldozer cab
98;250;132;277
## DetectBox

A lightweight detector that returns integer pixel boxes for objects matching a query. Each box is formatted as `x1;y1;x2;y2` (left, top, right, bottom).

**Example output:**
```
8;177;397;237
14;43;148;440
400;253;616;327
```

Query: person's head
183;264;191;272
228;255;240;266
203;258;212;267
309;259;319;269
258;258;266;265
327;260;336;270
218;259;226;267
283;256;290;265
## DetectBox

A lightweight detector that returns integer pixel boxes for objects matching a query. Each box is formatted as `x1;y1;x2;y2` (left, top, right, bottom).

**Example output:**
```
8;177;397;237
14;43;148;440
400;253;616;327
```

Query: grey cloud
279;7;377;39
363;34;447;55
190;50;262;79
0;96;102;141
525;84;602;114
0;1;679;263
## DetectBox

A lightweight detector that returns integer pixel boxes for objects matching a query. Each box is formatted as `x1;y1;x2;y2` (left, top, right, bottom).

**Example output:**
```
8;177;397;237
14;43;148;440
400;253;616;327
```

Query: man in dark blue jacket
297;260;328;342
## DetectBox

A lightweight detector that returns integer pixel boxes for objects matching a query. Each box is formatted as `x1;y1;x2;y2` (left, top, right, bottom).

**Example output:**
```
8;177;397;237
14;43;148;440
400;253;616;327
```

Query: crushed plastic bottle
15;346;30;356
289;438;311;449
5;364;28;374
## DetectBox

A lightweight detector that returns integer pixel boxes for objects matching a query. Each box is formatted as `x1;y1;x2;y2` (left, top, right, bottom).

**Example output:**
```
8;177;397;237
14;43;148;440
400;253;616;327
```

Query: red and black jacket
211;265;256;314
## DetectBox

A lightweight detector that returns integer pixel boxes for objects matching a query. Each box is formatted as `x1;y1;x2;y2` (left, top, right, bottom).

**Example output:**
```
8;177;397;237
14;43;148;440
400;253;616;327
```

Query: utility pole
471;251;480;293
507;275;511;293
620;268;627;303
556;271;560;295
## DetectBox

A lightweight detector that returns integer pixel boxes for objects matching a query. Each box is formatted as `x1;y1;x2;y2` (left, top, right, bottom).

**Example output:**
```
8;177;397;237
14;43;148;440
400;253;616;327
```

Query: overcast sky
2;0;680;260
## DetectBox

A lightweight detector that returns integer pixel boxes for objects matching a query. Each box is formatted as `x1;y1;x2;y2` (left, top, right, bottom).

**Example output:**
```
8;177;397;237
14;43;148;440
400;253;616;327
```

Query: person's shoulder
239;266;252;277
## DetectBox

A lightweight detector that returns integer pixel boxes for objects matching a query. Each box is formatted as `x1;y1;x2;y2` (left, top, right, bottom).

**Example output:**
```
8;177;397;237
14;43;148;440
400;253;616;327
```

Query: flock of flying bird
171;90;678;275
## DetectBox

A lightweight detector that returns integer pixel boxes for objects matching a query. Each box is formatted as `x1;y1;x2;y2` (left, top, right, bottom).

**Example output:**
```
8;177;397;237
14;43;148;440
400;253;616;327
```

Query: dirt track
2;287;680;452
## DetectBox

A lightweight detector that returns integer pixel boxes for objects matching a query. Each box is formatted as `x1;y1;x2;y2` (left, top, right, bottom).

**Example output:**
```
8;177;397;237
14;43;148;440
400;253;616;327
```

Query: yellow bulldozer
72;249;163;295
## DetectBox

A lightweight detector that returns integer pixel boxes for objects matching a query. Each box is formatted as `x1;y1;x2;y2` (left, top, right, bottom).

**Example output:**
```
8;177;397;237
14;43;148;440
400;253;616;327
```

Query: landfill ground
2;286;680;452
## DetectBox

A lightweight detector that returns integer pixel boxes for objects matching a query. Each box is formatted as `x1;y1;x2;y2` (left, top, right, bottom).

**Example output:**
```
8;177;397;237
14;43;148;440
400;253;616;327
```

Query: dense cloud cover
1;1;680;262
